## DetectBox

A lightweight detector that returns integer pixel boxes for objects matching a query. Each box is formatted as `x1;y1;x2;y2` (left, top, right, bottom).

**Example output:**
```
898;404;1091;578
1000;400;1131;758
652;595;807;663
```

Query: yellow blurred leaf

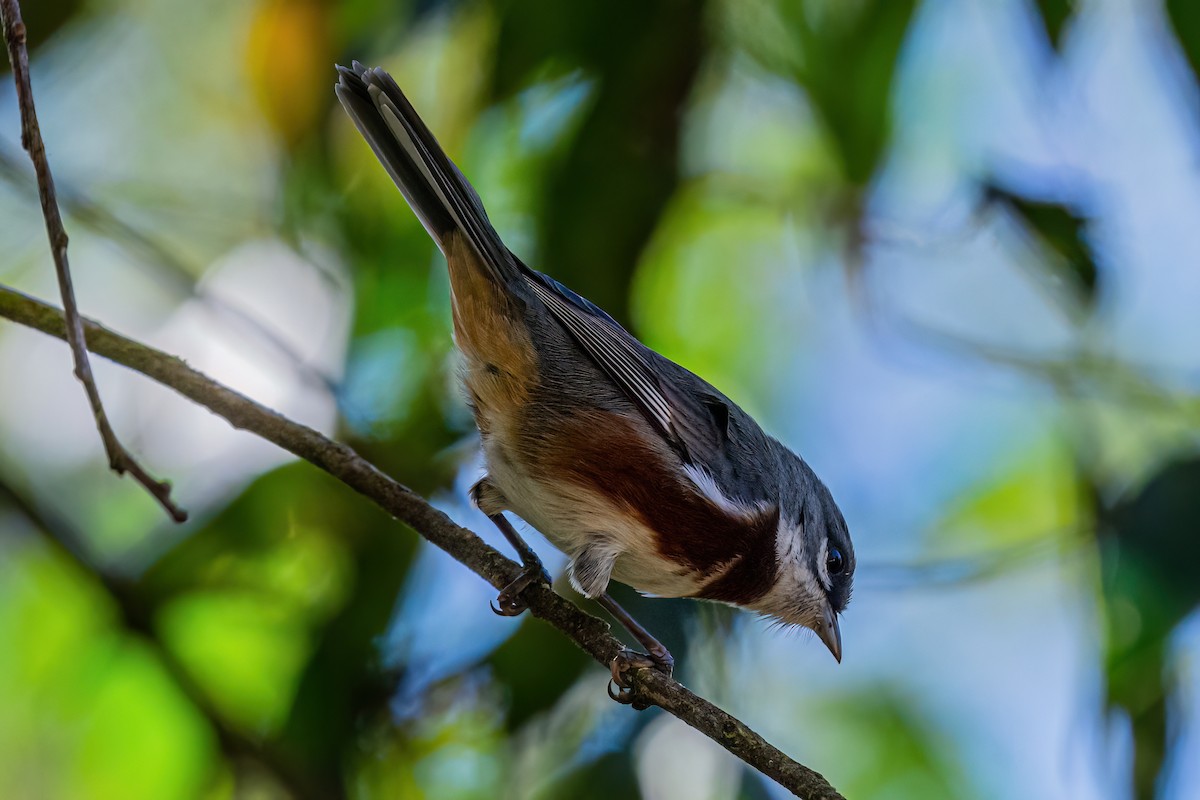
245;0;333;146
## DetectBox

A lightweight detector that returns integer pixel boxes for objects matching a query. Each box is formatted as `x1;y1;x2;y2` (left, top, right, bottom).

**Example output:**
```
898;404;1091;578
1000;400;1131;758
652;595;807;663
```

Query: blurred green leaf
986;183;1099;311
159;590;311;734
140;463;356;610
136;462;419;794
275;497;419;793
0;540;215;800
71;641;215;800
1032;0;1074;50
1167;0;1200;89
633;186;803;414
936;443;1080;550
818;688;977;800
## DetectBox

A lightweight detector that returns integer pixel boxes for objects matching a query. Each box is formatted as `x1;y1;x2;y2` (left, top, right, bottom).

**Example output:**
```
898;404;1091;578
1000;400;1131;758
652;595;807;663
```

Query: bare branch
1;0;185;521
0;283;845;800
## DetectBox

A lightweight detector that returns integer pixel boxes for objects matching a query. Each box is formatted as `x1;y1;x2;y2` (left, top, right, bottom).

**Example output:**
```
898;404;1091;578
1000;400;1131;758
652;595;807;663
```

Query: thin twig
1;0;186;522
0;284;845;800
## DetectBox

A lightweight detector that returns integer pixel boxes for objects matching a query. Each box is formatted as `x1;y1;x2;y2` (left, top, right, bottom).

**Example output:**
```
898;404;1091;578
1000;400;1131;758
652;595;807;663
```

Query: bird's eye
826;547;845;576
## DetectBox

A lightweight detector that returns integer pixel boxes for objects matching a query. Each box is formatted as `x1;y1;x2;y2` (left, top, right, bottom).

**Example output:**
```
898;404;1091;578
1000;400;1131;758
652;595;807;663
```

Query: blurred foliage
1166;0;1200;94
820;689;975;799
551;751;642;800
938;442;1080;550
1032;0;1074;50
490;0;706;326
1101;456;1200;800
1;0;84;53
2;0;1200;798
742;0;917;188
487;616;590;732
984;183;1099;314
245;0;335;148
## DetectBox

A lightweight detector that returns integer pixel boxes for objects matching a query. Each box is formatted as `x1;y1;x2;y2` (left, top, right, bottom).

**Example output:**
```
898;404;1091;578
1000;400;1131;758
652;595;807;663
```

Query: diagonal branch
0;283;845;800
1;0;186;522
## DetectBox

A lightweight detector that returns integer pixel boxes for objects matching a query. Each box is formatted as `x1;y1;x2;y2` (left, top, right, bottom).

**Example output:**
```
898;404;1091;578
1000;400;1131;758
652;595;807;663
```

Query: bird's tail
335;62;515;283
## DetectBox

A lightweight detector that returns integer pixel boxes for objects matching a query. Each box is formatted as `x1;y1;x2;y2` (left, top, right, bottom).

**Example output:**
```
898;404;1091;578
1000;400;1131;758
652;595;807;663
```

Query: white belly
482;436;703;599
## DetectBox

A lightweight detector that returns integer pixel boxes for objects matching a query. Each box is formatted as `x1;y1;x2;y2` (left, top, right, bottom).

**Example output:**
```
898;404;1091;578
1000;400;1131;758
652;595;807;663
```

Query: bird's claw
490;563;551;617
490;596;524;616
607;648;672;709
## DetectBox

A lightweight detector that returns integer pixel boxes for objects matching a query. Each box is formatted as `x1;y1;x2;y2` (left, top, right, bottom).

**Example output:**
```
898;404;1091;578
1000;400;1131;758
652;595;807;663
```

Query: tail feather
335;62;513;281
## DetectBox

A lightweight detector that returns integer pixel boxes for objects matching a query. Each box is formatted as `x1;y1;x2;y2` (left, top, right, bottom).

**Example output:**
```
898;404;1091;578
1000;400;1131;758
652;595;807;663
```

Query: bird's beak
816;605;842;663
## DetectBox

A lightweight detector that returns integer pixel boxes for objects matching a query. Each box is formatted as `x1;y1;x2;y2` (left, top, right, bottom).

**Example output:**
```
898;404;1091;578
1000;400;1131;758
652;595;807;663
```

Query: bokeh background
2;0;1199;797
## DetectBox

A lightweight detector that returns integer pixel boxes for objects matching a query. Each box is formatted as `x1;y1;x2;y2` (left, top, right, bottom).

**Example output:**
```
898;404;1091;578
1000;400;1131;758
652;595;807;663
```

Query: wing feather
523;272;707;460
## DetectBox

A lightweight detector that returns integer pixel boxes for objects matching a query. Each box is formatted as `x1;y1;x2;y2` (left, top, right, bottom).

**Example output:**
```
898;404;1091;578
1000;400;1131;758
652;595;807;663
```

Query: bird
334;62;854;696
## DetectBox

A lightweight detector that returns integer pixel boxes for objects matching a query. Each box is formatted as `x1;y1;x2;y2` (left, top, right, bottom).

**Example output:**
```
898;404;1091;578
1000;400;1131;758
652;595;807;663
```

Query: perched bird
335;62;854;693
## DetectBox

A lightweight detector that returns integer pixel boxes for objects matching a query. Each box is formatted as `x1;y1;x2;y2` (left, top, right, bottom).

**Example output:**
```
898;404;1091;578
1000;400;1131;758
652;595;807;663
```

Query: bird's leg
487;513;551;617
598;593;674;706
599;593;674;671
470;478;551;616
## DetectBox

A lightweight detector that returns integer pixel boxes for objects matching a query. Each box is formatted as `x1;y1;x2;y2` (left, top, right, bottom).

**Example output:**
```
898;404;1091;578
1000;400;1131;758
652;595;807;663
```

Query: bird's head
749;454;854;662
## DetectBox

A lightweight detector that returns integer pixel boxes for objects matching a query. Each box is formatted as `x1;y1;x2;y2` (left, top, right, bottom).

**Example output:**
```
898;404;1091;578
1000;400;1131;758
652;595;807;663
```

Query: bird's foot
490;561;552;617
607;646;674;708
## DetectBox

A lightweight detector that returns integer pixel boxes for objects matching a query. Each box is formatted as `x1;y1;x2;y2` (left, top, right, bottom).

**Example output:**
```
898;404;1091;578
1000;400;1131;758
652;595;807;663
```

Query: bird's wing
522;268;729;466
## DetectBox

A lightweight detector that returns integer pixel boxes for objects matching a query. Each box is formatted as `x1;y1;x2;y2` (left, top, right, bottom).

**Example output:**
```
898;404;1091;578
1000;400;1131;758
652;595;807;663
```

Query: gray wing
521;267;733;468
